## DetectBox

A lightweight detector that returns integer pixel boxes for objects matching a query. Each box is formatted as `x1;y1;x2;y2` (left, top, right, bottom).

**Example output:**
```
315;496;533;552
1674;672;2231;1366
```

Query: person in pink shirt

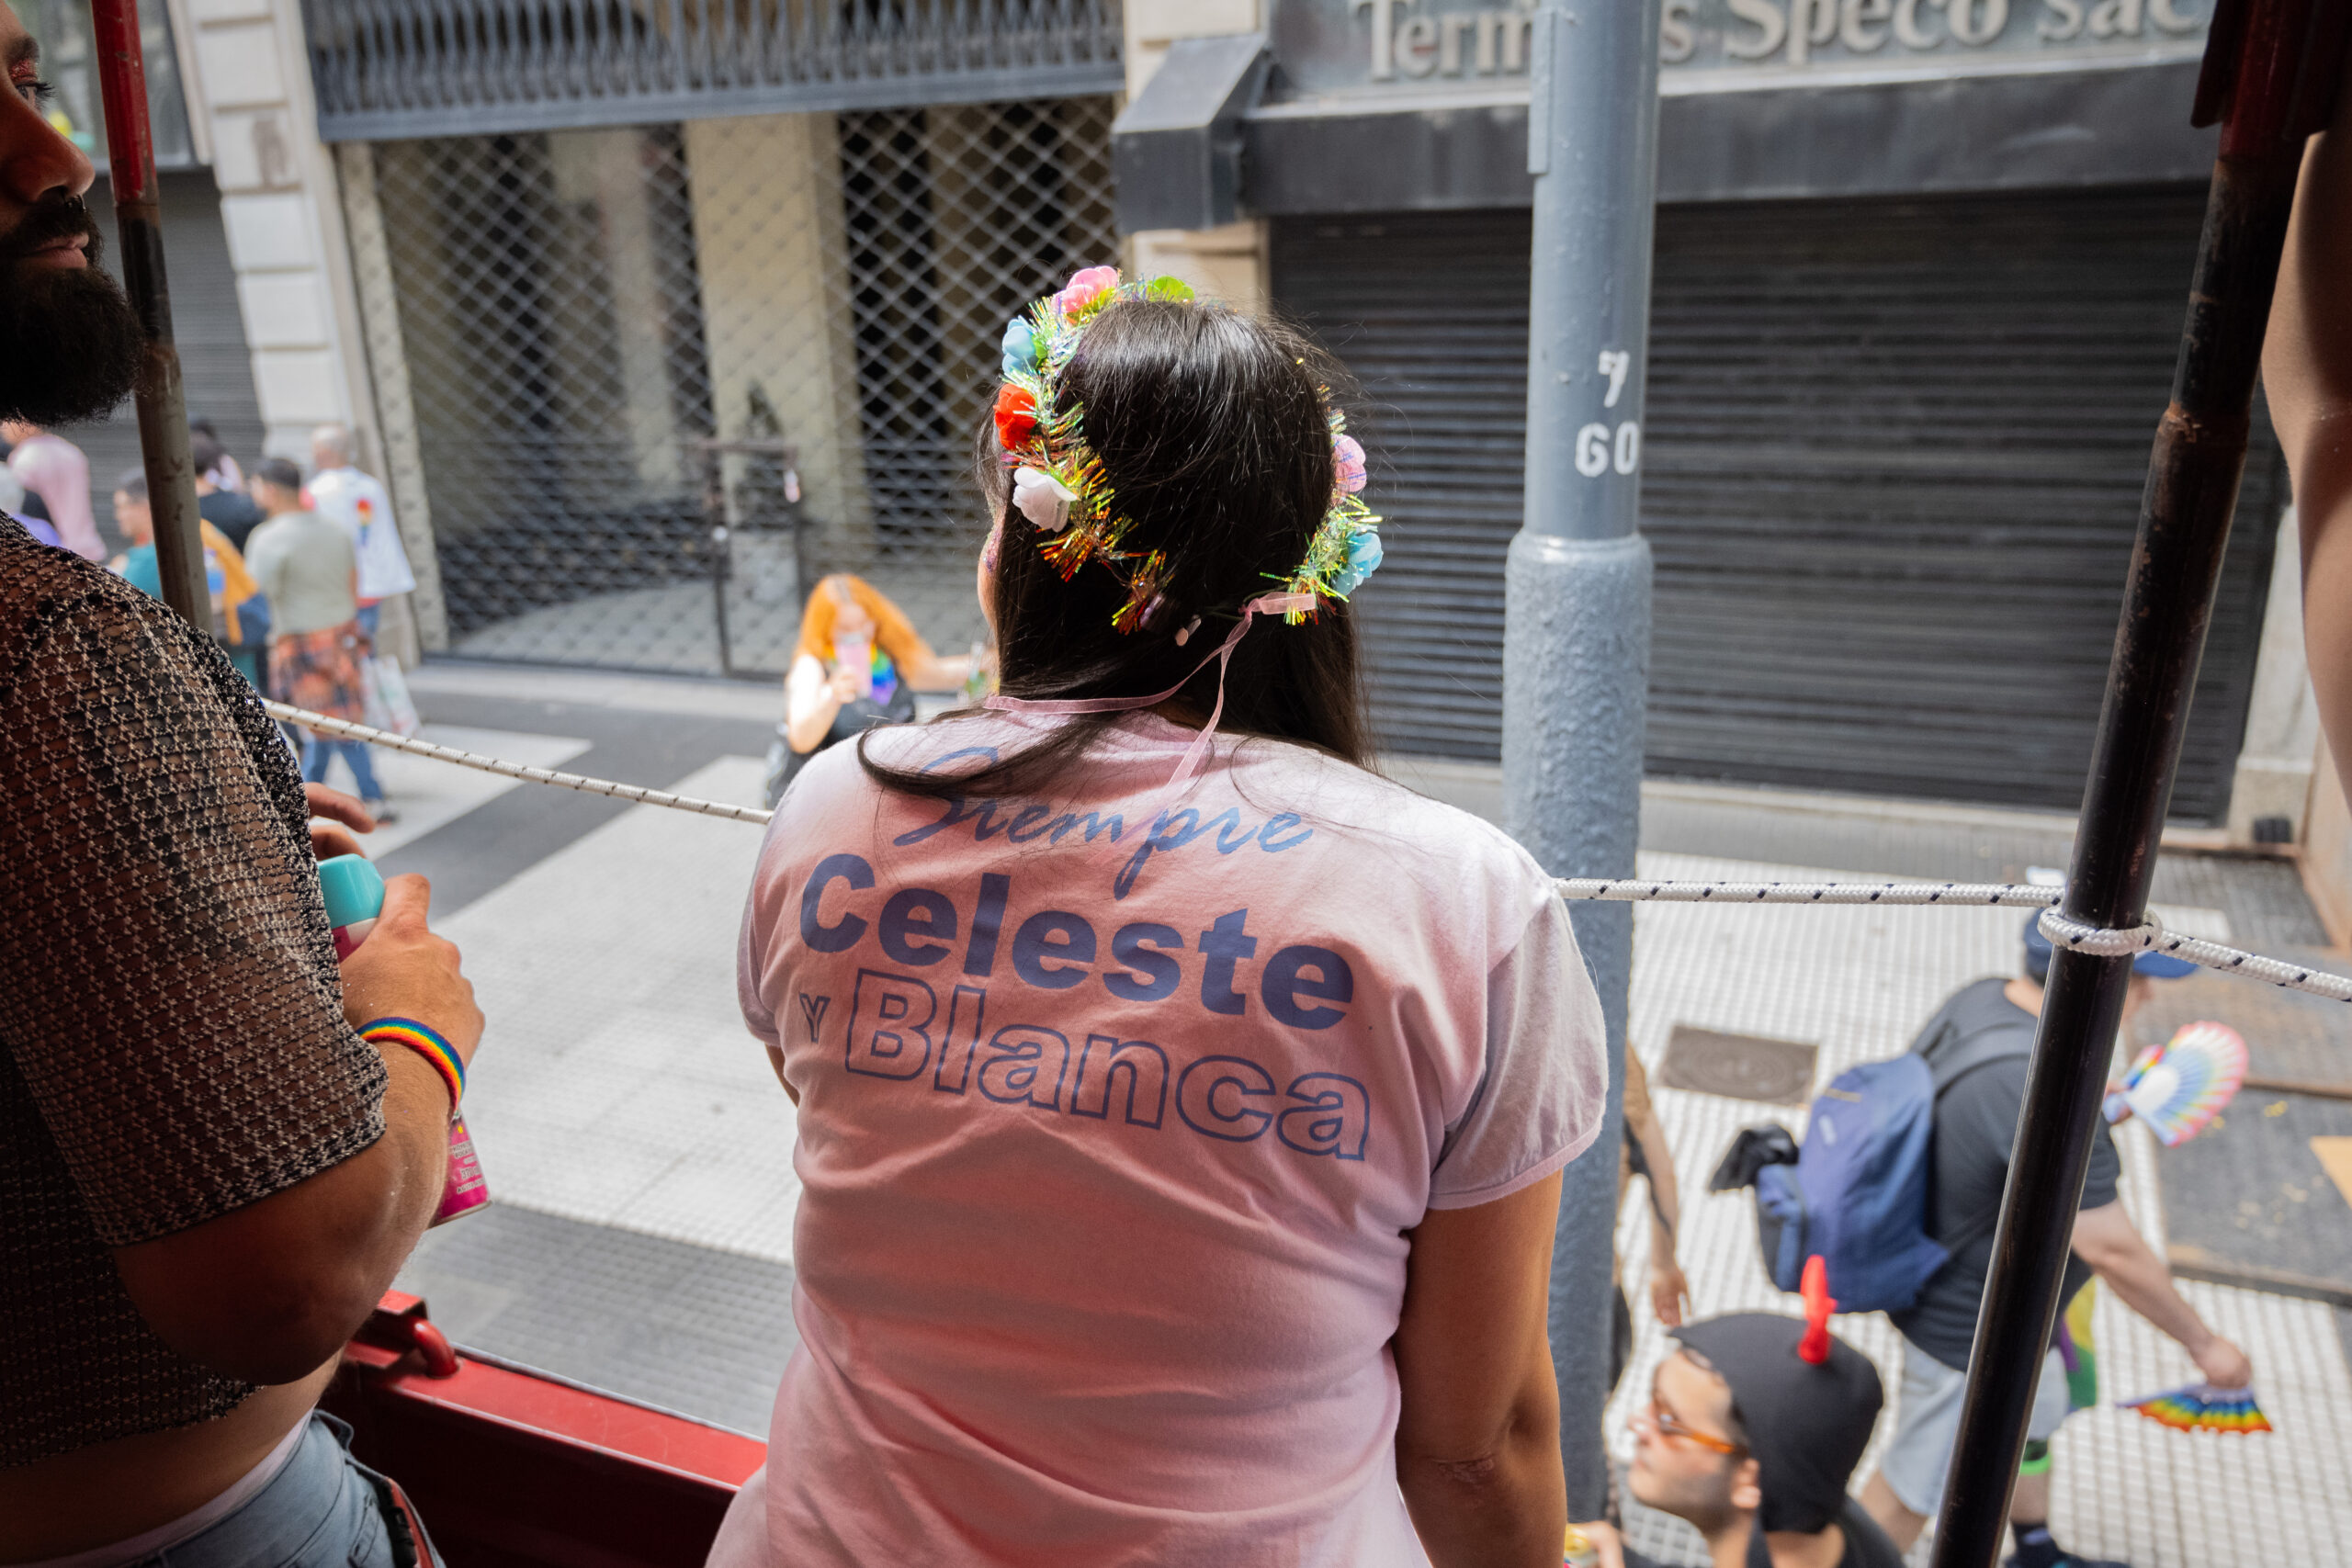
3;418;100;559
718;272;1610;1568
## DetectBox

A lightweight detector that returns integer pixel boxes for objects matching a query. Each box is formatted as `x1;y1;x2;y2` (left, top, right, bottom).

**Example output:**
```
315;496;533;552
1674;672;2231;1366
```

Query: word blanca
835;967;1373;1160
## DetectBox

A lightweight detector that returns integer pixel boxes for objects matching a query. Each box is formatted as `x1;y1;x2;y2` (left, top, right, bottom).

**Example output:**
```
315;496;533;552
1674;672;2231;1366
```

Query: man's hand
2072;1200;2247;1386
114;872;483;1385
338;874;483;1070
2194;1336;2255;1392
1648;1257;1690;1328
304;782;373;861
1569;1520;1626;1568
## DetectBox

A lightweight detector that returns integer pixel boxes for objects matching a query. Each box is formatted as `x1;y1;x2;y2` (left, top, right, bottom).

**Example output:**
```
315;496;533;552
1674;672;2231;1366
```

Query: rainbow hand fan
2120;1382;2272;1434
2101;1021;2247;1146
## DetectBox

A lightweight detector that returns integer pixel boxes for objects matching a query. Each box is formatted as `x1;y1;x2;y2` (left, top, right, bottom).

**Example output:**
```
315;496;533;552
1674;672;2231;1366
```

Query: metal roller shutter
74;172;268;554
1272;186;2279;821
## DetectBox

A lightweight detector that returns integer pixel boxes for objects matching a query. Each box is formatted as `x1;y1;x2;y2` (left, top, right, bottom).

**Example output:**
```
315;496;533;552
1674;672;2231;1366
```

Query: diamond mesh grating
364;96;1118;674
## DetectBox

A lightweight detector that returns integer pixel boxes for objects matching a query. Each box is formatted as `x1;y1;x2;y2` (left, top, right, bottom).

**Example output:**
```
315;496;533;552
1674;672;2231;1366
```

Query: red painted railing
325;1294;765;1568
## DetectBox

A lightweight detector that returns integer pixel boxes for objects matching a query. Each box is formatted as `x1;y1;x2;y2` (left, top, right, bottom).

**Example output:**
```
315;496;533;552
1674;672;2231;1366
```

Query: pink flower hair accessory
1050;265;1121;320
1332;434;1368;496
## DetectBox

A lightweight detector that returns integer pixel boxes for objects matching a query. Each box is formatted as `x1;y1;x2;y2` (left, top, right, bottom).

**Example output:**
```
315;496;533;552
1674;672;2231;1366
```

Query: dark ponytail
858;297;1370;802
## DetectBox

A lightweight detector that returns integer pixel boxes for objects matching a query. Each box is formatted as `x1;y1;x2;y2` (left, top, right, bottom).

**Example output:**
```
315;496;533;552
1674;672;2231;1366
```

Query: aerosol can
318;854;490;1224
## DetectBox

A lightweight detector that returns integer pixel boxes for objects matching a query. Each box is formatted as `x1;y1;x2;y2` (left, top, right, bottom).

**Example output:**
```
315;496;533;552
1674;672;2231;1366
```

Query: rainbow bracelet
363;1018;465;1107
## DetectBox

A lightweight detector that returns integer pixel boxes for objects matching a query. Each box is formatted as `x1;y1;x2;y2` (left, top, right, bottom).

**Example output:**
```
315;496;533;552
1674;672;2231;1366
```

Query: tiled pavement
383;662;2351;1559
1607;854;2352;1567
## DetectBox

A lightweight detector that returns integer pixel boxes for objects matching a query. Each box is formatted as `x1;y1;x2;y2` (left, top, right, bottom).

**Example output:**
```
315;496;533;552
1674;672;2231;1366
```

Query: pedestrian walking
2;415;101;559
243;457;394;823
305;423;413;646
190;413;245;495
110;468;270;687
191;428;266;554
1857;919;2254;1567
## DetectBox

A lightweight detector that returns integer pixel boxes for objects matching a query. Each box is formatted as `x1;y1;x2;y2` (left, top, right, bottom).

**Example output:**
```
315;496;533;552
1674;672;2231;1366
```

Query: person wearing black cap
1575;1305;1903;1568
1856;918;2255;1567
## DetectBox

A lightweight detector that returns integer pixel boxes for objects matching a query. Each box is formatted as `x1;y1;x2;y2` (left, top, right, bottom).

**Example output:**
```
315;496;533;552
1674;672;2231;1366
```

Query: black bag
763;683;917;809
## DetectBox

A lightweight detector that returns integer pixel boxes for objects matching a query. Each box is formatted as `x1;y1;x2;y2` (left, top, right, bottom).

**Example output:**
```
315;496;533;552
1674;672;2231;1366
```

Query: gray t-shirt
1887;977;2120;1371
243;507;357;635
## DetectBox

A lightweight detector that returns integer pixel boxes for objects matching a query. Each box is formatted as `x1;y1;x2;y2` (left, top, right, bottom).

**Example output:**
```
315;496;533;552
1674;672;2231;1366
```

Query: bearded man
0;10;486;1562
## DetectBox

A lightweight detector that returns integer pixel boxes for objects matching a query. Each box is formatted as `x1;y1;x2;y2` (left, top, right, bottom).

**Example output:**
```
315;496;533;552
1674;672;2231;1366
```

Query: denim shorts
138;1412;441;1568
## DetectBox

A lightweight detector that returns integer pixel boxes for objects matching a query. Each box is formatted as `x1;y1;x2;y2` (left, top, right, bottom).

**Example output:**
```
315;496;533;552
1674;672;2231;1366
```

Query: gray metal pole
1504;0;1662;1524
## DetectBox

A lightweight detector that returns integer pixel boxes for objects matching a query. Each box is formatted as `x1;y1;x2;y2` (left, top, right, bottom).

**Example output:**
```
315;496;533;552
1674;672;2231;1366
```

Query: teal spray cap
317;855;387;929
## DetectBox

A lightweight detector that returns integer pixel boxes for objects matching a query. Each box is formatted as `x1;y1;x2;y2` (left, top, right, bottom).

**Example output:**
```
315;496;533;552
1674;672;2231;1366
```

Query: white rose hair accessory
1010;466;1078;533
990;265;1384;635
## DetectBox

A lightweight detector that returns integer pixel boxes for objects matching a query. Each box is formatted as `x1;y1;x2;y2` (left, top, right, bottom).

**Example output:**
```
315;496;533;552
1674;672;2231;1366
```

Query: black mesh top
0;517;387;1469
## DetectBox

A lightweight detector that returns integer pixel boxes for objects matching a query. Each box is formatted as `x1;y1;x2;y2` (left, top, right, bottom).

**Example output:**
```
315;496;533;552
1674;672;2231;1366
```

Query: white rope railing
265;701;774;826
274;703;2352;1004
2036;908;2352;1002
1562;874;2351;1004
1555;877;2055;908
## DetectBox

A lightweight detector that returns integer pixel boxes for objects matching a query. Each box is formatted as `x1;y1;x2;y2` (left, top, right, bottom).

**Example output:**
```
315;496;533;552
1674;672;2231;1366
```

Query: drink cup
317;855;488;1225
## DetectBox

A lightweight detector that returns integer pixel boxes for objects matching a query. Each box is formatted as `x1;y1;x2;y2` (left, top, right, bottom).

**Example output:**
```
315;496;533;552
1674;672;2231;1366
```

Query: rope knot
2034;907;2168;959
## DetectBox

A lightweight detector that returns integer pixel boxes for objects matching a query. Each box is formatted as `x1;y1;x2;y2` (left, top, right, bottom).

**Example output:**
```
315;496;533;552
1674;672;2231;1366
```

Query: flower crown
991;265;1383;637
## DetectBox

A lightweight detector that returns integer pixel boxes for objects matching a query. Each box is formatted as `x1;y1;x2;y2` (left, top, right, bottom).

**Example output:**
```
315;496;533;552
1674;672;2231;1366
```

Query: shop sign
1272;0;2207;94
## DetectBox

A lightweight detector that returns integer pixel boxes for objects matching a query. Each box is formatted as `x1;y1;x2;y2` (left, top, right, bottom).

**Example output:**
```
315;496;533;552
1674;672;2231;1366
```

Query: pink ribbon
984;591;1314;787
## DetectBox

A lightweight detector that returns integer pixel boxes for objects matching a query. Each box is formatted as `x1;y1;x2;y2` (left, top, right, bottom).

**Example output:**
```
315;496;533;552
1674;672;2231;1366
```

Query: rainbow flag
2054;1281;2099;1411
2120;1382;2272;1435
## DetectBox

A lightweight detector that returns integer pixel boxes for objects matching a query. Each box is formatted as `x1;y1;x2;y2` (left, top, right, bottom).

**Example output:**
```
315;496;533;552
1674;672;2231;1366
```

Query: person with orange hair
764;574;975;807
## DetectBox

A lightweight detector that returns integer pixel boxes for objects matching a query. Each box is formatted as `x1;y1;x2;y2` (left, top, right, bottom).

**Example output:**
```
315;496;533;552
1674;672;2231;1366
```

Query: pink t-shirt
9;434;101;561
717;713;1608;1568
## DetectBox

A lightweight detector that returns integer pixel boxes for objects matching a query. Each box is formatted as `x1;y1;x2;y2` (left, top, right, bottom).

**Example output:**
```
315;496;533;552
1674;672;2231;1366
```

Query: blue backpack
1744;982;2034;1313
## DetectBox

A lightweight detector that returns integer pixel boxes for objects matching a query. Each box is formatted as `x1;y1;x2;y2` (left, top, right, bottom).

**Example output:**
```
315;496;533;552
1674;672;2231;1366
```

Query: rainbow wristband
363;1018;465;1107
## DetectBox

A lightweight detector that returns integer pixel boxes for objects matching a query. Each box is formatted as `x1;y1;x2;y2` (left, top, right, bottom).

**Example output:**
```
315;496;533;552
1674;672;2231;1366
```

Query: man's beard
0;197;146;427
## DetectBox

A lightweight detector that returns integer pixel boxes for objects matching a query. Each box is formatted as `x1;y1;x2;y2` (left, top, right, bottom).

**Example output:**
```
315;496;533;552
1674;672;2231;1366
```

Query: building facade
125;0;2312;833
281;0;1125;674
1120;0;2298;826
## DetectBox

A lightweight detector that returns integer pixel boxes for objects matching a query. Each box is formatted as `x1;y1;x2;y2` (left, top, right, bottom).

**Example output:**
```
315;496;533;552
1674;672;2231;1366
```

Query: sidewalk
1610;852;2352;1567
379;663;2348;1559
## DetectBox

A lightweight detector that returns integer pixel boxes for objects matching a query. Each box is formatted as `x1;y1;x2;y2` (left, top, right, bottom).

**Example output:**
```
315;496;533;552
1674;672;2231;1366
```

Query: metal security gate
357;95;1117;676
1272;186;2282;821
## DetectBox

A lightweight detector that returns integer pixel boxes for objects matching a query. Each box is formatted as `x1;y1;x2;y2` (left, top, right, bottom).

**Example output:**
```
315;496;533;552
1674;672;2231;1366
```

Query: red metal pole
87;0;204;630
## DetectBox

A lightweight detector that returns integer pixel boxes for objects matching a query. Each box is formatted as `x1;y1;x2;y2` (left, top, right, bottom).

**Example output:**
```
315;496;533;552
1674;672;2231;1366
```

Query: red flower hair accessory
992;384;1038;449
